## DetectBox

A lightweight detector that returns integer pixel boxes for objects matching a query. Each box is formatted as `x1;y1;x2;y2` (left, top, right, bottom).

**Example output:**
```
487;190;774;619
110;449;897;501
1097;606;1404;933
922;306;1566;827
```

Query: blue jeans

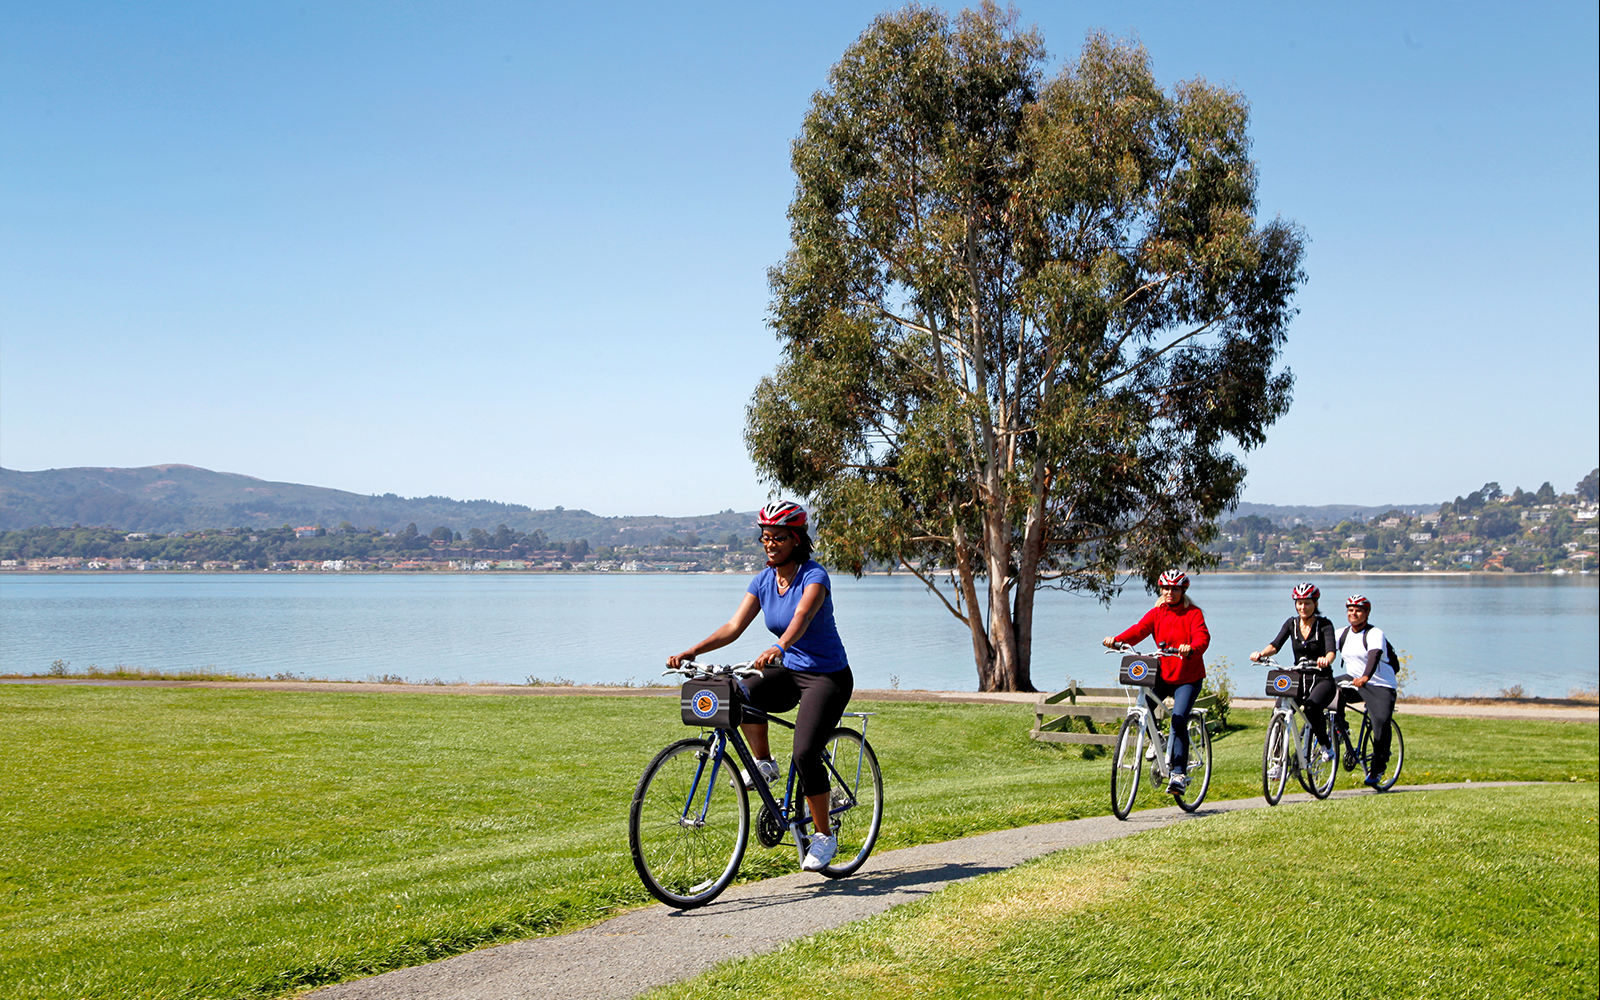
1143;679;1200;772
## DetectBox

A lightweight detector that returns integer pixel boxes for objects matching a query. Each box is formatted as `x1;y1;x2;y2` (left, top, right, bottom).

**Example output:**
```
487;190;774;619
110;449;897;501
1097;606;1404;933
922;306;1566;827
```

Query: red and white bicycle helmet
1157;569;1189;589
1345;594;1371;609
757;501;808;529
1292;582;1320;601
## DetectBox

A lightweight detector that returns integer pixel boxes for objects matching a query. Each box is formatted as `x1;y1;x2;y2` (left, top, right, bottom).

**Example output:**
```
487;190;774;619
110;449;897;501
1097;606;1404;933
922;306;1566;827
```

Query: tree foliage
1577;468;1598;504
746;4;1306;690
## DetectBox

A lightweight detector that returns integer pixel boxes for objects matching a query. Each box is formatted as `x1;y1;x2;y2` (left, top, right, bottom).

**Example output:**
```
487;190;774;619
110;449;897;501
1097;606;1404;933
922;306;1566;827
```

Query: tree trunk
1010;466;1048;690
980;483;1034;692
952;518;995;688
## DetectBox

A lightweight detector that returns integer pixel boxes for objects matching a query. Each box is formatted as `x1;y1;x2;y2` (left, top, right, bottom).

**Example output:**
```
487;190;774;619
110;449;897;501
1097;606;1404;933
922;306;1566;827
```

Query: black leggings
1337;684;1397;772
743;665;854;795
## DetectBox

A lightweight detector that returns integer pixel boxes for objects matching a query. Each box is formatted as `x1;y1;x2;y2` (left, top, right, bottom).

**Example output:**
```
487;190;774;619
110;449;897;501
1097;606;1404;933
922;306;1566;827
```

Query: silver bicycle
1259;656;1338;804
1107;644;1212;820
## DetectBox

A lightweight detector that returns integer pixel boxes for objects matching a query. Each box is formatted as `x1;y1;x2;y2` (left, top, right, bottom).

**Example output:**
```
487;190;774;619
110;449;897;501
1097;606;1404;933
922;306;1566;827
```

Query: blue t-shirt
746;560;849;673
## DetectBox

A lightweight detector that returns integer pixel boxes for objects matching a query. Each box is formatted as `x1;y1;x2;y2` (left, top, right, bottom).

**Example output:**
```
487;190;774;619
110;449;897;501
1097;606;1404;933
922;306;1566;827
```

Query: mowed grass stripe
1;684;1594;999
644;785;1599;1000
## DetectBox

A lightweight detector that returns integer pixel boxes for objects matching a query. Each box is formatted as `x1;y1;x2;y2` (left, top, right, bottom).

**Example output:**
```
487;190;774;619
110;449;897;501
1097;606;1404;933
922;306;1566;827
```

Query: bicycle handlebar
1255;656;1322;670
1105;642;1183;656
662;661;763;680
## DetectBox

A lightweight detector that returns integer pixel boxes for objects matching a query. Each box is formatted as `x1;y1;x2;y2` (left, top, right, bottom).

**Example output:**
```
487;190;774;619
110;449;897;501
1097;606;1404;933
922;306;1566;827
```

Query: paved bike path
303;782;1534;1000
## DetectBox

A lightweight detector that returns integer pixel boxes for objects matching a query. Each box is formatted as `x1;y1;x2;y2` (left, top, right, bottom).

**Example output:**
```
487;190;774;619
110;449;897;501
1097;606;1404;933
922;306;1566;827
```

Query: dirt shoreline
5;676;1596;721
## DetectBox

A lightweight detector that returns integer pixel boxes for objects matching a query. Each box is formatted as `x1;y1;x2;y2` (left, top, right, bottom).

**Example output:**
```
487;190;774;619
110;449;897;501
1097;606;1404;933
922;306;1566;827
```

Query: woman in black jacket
1251;583;1338;759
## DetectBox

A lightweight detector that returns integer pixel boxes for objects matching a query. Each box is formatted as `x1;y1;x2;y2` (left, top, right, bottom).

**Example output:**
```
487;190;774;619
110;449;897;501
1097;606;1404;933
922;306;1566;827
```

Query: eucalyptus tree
747;4;1307;691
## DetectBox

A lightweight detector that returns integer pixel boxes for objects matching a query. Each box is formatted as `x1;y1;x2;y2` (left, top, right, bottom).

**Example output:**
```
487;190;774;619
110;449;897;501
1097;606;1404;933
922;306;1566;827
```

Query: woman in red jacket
1102;570;1210;794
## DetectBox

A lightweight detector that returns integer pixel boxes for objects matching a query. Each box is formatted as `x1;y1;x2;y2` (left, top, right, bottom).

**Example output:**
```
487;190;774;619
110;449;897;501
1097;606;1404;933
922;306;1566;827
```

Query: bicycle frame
1270;698;1320;772
1125;697;1173;781
693;704;874;867
1331;686;1372;758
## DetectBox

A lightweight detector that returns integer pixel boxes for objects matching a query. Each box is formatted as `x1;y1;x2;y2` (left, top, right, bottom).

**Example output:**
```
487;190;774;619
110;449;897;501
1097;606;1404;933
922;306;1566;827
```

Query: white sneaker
740;757;781;789
1266;763;1283;781
1167;770;1189;794
801;833;837;872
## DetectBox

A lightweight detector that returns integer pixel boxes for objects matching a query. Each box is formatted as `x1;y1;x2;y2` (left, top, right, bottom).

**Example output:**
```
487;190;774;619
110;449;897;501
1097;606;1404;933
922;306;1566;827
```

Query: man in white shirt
1335;594;1396;788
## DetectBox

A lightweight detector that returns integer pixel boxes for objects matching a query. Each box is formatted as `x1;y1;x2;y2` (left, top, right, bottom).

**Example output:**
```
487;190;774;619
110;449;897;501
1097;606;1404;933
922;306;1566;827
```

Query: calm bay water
1;572;1595;698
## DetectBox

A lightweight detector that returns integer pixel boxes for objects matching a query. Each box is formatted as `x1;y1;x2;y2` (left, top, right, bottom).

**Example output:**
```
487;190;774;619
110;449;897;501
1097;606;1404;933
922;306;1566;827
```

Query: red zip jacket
1114;601;1210;684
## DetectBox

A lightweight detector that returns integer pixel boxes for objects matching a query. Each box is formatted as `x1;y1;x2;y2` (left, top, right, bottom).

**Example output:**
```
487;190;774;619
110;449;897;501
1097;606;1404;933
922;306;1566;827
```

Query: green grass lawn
643;784;1599;1000
0;685;1594;999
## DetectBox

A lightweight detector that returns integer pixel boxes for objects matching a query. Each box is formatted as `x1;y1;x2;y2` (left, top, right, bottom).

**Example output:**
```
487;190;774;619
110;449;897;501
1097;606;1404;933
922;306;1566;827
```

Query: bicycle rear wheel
1296;720;1338;799
1176;714;1211;812
1262;714;1290;805
1110;715;1142;820
1358;715;1405;790
815;728;882;879
628;737;749;908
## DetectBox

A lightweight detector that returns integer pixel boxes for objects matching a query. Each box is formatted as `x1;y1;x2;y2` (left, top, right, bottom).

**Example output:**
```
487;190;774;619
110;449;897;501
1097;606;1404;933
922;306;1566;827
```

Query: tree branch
899;556;969;625
1096;317;1221;389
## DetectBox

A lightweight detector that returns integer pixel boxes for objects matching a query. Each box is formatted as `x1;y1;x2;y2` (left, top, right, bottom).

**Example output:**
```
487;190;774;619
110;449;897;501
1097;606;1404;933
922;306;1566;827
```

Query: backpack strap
1337;625;1369;651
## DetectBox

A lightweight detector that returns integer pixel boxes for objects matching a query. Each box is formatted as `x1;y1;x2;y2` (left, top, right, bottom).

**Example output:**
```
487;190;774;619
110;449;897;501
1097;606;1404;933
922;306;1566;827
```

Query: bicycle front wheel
1176;714;1211;812
816;728;883;879
1262;714;1291;805
1297;721;1338;799
1358;715;1405;790
1110;715;1143;820
628;737;749;909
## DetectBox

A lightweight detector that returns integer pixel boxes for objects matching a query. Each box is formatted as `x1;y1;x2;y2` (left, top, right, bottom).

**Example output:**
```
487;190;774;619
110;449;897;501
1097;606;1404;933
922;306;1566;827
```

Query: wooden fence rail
1029;678;1221;746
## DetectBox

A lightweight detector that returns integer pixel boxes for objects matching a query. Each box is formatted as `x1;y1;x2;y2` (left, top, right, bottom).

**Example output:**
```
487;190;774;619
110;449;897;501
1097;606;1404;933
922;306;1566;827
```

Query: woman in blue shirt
668;501;852;872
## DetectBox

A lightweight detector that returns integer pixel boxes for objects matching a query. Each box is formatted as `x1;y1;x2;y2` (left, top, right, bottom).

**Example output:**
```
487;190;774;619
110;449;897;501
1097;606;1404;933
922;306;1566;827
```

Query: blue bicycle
627;662;883;908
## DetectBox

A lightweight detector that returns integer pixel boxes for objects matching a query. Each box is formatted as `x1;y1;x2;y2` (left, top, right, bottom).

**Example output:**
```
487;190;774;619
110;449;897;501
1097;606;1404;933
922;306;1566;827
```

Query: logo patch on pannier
1119;654;1159;687
681;677;741;727
692;690;720;719
1264;668;1303;698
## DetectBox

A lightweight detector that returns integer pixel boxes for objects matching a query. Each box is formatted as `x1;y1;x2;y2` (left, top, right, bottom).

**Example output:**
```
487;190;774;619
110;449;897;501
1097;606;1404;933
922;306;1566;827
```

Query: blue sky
3;1;1595;517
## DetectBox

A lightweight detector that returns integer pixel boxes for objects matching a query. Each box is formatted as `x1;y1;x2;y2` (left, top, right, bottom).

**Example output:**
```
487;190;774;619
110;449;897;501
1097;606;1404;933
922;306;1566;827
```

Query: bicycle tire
628;737;749;909
1262;714;1290;806
1175;713;1211;812
1296;720;1338;799
1110;715;1142;820
1358;715;1405;791
816;728;883;879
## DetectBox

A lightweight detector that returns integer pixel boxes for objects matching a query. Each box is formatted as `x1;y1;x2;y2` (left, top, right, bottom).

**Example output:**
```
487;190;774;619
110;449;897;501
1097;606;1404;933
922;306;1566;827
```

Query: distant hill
0;465;756;544
1226;501;1439;527
0;464;1443;538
